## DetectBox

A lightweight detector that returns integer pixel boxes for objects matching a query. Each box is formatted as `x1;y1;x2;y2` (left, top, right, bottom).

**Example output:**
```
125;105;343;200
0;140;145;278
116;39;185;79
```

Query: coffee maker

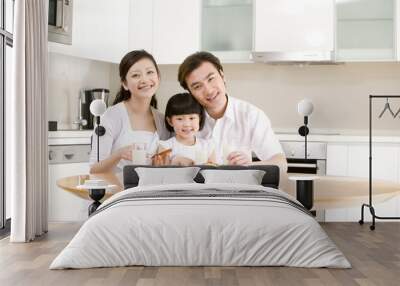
79;88;110;130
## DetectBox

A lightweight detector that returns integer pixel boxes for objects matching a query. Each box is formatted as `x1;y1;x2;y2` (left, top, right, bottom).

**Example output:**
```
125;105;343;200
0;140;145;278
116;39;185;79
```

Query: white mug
222;144;235;165
222;144;251;165
131;142;148;164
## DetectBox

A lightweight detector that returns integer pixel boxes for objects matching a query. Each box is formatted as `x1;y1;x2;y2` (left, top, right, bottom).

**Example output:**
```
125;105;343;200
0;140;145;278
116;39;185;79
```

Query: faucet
72;89;88;130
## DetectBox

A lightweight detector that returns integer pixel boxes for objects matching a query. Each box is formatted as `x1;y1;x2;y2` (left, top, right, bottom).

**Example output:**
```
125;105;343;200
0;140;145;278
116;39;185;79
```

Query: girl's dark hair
165;93;205;132
113;50;160;108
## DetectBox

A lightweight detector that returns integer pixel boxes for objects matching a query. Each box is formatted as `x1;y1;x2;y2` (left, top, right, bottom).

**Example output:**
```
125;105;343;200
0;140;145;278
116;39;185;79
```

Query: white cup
222;144;251;165
222;144;235;165
132;142;148;164
195;150;208;164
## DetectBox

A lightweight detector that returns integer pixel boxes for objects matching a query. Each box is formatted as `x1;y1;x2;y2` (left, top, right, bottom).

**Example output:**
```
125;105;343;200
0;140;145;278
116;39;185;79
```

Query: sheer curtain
9;0;48;242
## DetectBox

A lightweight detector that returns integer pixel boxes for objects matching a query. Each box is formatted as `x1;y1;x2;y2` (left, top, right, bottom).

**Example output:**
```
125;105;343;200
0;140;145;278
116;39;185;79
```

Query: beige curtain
10;0;48;242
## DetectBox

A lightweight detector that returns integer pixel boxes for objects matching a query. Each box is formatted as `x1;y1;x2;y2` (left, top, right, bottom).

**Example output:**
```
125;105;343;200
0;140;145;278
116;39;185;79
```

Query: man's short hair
178;51;224;90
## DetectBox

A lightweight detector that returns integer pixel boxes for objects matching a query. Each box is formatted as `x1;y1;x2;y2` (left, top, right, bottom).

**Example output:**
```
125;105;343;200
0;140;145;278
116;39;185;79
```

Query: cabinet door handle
49;150;56;160
64;153;74;160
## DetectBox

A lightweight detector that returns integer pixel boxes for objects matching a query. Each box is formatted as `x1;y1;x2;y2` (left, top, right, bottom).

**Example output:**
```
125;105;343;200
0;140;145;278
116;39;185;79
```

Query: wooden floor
0;222;399;286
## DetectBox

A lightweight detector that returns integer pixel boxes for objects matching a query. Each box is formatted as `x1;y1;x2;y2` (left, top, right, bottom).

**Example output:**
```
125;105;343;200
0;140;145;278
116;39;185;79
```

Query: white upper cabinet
336;0;396;61
129;0;153;53
254;0;334;56
152;0;201;64
48;0;130;63
50;0;400;64
201;0;254;62
49;0;199;64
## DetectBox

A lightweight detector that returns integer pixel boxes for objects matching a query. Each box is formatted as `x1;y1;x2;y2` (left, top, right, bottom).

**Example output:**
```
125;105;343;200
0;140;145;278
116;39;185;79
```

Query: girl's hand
115;145;133;161
152;148;172;166
171;156;194;166
152;154;171;166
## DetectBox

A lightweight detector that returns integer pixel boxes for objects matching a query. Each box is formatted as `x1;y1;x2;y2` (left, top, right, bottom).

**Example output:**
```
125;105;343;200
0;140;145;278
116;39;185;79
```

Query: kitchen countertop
48;129;400;145
48;130;93;145
49;130;93;138
276;133;400;143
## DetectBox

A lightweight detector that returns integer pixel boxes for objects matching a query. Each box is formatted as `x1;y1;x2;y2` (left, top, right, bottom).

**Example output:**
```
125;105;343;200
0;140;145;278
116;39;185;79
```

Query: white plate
76;184;118;190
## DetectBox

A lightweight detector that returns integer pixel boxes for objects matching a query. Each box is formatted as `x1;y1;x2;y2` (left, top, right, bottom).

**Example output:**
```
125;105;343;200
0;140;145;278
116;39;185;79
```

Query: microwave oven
48;0;73;45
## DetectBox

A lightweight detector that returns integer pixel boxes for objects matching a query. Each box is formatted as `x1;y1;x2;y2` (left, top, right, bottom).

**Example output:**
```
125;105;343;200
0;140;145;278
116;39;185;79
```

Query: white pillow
135;167;200;186
200;169;266;185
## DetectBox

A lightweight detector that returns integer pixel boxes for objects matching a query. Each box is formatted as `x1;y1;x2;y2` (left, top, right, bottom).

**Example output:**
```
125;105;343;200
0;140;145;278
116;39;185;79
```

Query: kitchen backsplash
49;52;400;135
48;52;117;130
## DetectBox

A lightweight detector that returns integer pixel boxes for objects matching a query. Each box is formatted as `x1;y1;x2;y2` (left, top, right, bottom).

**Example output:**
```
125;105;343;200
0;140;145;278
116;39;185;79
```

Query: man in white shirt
177;51;287;174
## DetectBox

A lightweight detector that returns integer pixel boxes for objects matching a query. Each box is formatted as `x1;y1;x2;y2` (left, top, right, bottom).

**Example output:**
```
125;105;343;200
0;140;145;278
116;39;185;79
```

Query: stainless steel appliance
281;141;327;175
281;141;327;222
75;88;110;130
48;0;73;45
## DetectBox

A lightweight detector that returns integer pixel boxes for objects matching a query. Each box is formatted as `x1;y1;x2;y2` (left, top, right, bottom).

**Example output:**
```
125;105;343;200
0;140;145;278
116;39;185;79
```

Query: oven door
287;158;318;174
48;0;73;45
287;158;326;175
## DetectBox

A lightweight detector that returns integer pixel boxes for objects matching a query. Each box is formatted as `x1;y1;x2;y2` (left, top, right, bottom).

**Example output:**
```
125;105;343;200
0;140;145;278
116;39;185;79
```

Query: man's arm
227;152;288;190
250;153;287;171
251;153;289;191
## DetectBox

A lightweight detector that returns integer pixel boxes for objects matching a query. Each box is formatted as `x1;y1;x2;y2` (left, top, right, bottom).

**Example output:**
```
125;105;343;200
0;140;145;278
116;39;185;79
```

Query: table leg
296;180;314;210
88;189;105;216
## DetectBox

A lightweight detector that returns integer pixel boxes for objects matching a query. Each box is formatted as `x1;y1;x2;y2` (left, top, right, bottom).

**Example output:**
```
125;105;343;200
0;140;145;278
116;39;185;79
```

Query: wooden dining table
285;174;400;209
57;172;400;211
56;172;123;201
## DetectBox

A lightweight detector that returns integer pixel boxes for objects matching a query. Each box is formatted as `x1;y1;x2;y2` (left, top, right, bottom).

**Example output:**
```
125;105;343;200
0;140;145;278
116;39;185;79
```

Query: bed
50;165;350;269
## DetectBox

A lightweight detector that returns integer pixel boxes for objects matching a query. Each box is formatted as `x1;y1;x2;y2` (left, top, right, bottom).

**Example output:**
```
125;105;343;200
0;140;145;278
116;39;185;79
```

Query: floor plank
0;222;399;286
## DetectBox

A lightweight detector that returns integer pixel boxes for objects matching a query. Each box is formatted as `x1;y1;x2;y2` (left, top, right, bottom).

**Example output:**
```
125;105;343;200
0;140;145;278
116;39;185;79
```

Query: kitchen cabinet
152;0;200;64
48;162;90;222
327;142;399;181
326;142;400;221
326;143;348;176
48;0;130;63
336;0;397;61
202;0;253;62
50;0;200;64
254;0;334;54
48;0;400;64
130;0;201;64
129;0;153;53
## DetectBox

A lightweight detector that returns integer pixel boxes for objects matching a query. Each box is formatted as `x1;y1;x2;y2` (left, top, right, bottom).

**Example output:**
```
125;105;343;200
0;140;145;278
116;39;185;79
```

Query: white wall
152;62;400;135
50;53;400;135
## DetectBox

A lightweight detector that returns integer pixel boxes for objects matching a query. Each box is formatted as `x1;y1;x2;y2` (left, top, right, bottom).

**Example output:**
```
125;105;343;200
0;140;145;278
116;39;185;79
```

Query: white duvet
50;183;351;269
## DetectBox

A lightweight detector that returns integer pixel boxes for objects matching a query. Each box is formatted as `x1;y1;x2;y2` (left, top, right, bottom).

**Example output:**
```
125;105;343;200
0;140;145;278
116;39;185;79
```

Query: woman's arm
90;145;132;174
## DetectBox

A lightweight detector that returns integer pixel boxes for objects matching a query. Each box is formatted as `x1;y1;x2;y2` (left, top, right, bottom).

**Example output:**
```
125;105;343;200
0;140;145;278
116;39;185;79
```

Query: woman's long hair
113;50;160;108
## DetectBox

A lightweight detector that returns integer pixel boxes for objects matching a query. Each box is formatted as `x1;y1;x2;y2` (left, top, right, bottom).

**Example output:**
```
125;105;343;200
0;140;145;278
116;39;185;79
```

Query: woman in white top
90;50;171;173
159;93;216;166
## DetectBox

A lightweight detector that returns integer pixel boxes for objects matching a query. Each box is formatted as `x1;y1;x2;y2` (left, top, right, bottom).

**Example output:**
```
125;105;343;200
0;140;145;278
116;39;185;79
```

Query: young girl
158;93;216;166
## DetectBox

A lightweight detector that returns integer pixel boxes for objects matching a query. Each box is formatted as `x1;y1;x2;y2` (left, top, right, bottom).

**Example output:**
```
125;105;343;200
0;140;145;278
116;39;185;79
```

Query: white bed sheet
50;183;351;269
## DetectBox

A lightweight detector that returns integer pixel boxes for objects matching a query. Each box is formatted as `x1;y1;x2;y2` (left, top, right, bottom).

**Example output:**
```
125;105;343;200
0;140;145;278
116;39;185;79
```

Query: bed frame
123;165;280;189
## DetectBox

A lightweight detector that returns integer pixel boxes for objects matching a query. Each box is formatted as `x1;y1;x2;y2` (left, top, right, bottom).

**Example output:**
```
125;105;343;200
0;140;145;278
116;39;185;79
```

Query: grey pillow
135;167;201;186
200;169;266;185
